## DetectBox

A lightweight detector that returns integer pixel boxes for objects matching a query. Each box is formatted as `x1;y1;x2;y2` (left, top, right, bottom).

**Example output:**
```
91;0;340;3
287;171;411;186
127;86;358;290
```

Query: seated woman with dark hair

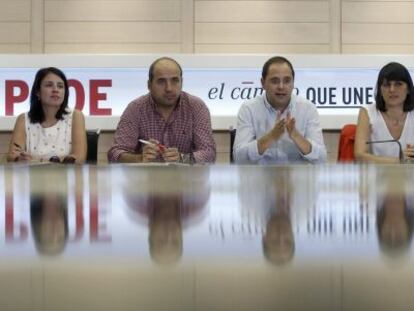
7;67;86;163
31;193;69;255
354;62;414;163
376;192;414;258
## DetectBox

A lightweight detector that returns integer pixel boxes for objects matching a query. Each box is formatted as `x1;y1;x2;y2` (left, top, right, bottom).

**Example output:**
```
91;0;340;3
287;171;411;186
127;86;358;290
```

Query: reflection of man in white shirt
233;56;327;164
237;167;298;265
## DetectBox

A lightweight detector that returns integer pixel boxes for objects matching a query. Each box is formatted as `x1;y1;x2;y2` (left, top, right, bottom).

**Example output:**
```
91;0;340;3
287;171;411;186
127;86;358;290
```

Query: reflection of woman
148;195;183;264
355;62;414;163
377;193;414;257
7;67;86;163
30;193;68;255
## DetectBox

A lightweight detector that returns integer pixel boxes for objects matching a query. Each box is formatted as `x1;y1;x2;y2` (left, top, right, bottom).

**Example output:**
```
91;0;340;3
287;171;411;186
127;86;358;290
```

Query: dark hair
30;194;68;255
375;62;414;112
262;212;295;266
28;67;69;123
148;57;183;82
262;56;295;80
376;198;414;258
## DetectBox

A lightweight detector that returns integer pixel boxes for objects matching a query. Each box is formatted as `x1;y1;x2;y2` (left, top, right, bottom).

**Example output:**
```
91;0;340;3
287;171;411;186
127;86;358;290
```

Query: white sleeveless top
25;109;73;161
367;105;414;157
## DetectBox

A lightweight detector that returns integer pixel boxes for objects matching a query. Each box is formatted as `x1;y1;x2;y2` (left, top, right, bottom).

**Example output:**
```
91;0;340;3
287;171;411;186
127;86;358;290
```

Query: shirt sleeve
191;102;216;164
107;101;140;162
233;104;262;164
301;105;327;163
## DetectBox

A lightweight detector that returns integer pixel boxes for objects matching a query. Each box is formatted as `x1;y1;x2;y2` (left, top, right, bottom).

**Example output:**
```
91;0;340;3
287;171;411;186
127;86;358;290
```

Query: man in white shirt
233;56;327;164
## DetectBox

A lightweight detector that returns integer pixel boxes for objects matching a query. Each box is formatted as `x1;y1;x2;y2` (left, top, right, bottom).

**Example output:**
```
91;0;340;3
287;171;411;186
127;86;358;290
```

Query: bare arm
69;110;87;164
7;114;32;162
354;107;398;164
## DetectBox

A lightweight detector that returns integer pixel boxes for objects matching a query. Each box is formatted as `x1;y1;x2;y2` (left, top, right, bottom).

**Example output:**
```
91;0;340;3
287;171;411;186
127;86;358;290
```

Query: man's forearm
290;131;312;155
258;131;281;155
118;152;143;163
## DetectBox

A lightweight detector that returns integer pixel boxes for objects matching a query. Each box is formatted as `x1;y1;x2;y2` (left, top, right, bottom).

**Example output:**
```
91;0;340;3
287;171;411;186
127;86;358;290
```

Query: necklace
383;111;406;126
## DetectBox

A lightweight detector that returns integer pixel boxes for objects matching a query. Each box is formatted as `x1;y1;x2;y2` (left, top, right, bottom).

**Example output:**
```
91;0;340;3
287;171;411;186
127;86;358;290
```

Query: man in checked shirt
108;57;216;164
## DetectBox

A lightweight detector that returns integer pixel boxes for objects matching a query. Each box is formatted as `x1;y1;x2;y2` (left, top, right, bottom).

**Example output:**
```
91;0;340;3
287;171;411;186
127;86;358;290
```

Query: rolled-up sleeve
107;102;140;162
301;106;327;163
192;103;216;164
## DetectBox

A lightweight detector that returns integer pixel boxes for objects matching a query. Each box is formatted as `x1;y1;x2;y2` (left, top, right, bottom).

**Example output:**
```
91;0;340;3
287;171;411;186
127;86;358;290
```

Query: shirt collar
149;92;183;112
263;93;296;116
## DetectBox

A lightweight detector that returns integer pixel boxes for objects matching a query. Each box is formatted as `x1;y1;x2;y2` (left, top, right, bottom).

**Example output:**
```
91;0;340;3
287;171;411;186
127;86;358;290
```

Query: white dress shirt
233;93;327;164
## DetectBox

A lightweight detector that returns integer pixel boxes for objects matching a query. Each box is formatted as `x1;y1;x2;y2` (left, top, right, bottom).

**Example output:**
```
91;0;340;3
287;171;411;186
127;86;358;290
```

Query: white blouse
367;105;414;157
25;109;73;161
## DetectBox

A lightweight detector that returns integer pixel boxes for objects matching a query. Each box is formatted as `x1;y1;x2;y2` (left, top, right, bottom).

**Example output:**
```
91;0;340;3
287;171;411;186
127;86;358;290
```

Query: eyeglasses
179;153;195;165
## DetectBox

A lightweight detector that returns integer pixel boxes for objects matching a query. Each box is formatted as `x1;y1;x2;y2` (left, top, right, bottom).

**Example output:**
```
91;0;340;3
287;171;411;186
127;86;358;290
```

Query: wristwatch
179;153;195;164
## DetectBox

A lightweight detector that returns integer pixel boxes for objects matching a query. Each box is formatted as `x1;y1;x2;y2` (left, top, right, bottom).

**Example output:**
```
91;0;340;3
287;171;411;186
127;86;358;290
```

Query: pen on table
14;142;24;154
13;142;23;161
139;139;166;151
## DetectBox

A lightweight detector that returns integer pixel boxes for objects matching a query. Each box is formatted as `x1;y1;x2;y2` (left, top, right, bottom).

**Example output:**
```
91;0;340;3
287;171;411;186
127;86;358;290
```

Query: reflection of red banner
4;166;112;244
69;171;84;242
5;194;28;242
89;166;111;242
4;169;28;242
5;79;112;116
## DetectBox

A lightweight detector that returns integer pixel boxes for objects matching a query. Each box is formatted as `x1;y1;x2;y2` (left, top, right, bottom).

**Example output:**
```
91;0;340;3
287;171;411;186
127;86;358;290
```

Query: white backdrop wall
1;0;414;54
0;54;412;130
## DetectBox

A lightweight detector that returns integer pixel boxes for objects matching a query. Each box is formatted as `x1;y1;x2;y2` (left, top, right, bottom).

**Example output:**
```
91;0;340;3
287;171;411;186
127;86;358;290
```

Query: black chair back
86;129;101;164
229;128;236;163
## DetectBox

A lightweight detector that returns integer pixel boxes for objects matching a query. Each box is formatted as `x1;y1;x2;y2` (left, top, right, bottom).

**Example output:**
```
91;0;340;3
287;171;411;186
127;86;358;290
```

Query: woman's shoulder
16;112;26;121
365;104;376;112
363;104;380;120
15;112;28;126
405;109;414;128
12;113;28;132
71;109;86;130
63;108;84;120
71;109;84;117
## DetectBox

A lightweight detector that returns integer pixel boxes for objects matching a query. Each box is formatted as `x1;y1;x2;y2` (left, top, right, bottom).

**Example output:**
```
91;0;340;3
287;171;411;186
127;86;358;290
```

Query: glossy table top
1;163;414;311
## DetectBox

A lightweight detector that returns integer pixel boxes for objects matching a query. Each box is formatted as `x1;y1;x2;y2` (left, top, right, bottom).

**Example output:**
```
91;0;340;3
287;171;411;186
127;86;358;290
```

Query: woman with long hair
354;62;414;163
7;67;86;163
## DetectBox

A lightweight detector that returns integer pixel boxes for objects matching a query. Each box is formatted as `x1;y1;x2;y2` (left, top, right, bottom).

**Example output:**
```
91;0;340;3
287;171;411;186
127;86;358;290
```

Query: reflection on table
1;164;414;310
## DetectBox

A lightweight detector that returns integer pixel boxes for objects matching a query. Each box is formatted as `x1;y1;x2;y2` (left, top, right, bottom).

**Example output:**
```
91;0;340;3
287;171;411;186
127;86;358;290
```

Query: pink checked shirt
107;92;216;163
